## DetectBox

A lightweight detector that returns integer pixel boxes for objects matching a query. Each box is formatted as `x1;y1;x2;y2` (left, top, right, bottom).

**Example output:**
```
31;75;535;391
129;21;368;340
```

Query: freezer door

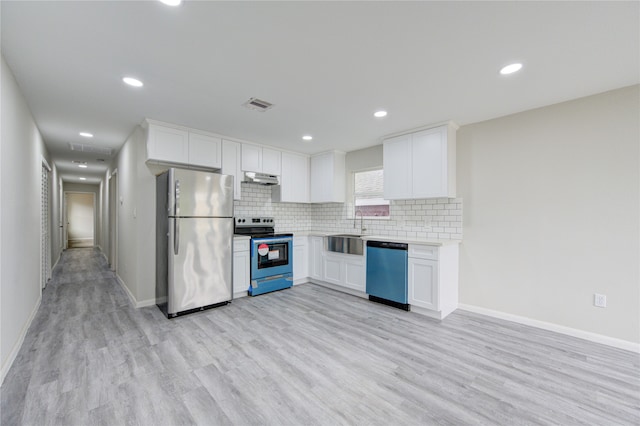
169;168;234;217
168;217;233;315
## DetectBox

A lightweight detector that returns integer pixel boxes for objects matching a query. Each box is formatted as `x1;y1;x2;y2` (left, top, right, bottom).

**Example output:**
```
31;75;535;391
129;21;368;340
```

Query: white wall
0;56;52;382
457;85;639;344
113;129;138;302
102;125;157;307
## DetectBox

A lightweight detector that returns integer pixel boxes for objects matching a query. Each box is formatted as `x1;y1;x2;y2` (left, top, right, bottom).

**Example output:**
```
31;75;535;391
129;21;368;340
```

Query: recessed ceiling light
78;164;88;168
499;63;523;75
374;110;388;118
79;177;86;181
159;0;182;5
79;132;93;138
123;77;143;87
302;135;313;141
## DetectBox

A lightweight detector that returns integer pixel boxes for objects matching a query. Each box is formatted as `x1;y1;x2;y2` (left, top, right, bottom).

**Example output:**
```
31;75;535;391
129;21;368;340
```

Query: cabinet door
233;250;250;297
412;127;446;198
293;239;309;281
222;140;242;200
147;125;189;164
323;254;342;285
408;257;439;311
310;237;323;279
383;134;412;199
310;153;329;202
343;258;365;291
241;144;262;172
280;152;309;203
189;133;222;169
262;148;281;176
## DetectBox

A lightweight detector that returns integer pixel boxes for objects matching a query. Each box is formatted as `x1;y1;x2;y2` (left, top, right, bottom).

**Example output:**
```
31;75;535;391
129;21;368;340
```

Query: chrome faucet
354;210;366;235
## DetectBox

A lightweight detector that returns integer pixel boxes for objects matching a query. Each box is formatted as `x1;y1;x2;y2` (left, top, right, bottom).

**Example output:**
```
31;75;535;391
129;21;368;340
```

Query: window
354;169;389;218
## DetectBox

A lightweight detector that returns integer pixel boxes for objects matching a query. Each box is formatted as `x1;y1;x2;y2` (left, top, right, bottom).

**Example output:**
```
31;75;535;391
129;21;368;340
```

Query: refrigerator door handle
174;178;180;255
174;217;180;255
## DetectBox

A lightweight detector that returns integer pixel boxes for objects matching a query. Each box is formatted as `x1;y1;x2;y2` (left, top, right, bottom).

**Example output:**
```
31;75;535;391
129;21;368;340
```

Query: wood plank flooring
2;248;639;425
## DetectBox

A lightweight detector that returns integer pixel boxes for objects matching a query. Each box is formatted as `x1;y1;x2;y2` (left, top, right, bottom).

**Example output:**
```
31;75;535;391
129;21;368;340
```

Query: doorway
65;192;96;249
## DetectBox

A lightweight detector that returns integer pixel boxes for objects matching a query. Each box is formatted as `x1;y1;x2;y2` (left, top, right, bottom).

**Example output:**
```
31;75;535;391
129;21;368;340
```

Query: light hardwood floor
2;248;639;425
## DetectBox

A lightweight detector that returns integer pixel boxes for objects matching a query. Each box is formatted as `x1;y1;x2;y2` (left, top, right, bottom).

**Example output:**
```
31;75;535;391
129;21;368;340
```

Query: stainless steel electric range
234;217;293;296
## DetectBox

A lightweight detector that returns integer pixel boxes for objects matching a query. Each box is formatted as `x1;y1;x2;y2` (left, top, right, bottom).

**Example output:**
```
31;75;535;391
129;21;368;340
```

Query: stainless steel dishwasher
365;240;409;311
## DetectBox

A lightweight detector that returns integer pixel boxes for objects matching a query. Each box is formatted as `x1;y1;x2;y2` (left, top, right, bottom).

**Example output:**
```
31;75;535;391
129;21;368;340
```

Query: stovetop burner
235;216;291;238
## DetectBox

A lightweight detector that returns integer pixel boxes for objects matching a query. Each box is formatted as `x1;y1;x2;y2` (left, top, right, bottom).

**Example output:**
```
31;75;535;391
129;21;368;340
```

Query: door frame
108;169;118;272
41;157;52;289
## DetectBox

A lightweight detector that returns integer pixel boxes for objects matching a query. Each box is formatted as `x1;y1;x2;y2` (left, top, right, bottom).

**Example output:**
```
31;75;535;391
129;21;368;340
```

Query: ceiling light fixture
123;77;143;87
159;0;182;5
79;177;86;181
302;135;313;141
78;164;88;168
79;132;93;138
499;63;523;75
374;110;388;118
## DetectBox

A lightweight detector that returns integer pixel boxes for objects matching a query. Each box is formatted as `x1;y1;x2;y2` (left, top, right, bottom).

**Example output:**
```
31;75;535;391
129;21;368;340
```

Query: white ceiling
2;1;638;185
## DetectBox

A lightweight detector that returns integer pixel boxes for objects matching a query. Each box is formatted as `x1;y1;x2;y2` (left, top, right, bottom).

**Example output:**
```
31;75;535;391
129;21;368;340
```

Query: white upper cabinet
147;124;189;165
188;132;222;169
383;122;457;199
310;151;346;203
146;121;222;169
262;148;282;175
273;151;309;203
221;139;242;200
242;144;282;175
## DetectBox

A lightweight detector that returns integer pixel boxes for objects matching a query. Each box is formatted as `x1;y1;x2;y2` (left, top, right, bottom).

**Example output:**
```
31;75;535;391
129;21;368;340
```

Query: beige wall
457;85;639;343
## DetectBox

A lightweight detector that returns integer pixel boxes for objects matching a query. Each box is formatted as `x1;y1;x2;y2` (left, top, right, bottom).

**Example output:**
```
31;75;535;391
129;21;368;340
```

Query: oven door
251;236;292;280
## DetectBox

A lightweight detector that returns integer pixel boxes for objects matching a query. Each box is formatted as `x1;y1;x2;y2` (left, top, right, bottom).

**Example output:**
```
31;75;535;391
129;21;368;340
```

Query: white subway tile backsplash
234;183;462;240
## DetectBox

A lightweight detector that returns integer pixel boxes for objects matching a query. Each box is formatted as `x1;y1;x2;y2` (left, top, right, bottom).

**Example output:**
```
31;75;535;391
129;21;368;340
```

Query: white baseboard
1;294;42;385
136;298;156;308
458;303;640;354
115;274;136;307
115;274;156;308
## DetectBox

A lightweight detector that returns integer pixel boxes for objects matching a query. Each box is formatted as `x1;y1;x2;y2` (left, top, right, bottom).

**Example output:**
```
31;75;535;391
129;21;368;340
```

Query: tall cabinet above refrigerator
156;168;234;318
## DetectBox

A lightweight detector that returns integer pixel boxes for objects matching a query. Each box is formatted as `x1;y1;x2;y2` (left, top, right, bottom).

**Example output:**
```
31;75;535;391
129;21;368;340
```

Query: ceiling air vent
242;97;274;112
69;143;113;156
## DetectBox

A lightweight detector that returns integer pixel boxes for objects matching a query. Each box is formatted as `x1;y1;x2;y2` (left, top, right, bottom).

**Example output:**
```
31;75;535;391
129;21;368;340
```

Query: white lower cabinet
322;252;365;292
309;236;324;279
408;257;438;311
308;235;366;296
293;236;309;283
233;237;250;298
408;243;459;319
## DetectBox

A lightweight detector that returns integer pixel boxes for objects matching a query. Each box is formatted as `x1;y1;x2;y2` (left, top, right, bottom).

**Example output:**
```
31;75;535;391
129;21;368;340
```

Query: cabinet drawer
408;244;438;260
234;239;250;252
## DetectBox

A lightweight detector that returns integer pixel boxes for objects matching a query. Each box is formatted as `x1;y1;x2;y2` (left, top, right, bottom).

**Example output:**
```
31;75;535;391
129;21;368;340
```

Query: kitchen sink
325;234;364;255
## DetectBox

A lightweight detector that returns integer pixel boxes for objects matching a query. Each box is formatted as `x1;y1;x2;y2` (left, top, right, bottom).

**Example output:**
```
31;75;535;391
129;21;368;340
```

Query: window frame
352;167;390;220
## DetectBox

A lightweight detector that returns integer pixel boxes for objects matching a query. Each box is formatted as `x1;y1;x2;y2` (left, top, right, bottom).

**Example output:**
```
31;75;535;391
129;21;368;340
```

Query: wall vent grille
69;143;112;156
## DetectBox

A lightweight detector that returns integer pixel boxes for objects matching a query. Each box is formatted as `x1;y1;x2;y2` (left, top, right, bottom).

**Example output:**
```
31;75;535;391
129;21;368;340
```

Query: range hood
243;172;279;185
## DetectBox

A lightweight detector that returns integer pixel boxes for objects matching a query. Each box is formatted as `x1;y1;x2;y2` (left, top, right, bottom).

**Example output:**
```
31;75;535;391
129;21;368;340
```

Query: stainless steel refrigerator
156;168;234;318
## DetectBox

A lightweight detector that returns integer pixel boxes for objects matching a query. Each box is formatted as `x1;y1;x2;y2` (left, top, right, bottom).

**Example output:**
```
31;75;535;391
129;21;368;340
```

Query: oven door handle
252;238;292;245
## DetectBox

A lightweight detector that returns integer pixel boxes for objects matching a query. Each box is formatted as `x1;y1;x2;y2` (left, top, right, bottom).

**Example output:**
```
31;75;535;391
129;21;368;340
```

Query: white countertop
294;231;460;246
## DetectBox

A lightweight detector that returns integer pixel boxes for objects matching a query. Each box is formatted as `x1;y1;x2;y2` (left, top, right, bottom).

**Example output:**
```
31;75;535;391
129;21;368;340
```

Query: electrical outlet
594;293;607;308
